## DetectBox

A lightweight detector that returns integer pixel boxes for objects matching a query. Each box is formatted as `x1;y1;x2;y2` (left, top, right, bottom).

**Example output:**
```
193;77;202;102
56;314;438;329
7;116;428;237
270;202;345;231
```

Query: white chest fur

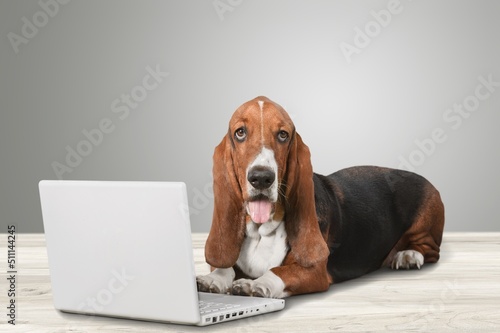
236;220;288;279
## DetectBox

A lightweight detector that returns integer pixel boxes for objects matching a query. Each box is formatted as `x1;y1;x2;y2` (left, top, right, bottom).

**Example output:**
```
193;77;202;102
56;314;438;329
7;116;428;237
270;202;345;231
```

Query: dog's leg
232;257;332;298
196;267;235;294
384;186;445;270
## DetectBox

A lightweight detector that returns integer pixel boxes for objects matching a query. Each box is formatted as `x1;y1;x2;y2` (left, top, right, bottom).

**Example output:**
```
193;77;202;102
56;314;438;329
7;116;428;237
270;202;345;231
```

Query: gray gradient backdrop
1;0;499;233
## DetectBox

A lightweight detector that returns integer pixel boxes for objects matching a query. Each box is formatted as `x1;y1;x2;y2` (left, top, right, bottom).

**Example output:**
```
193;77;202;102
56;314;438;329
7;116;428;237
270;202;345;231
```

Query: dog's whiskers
278;181;288;201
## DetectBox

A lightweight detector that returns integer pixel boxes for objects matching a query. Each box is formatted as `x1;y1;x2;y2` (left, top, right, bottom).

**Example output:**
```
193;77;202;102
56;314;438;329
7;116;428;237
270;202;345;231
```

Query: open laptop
39;180;285;326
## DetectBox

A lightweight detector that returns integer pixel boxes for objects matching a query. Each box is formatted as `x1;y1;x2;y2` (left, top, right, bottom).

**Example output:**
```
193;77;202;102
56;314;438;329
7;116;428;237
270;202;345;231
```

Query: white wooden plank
1;233;499;332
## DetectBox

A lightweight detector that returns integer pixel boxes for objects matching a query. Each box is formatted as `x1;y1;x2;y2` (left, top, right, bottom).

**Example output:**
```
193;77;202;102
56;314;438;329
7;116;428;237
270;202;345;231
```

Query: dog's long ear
205;134;246;268
284;132;330;267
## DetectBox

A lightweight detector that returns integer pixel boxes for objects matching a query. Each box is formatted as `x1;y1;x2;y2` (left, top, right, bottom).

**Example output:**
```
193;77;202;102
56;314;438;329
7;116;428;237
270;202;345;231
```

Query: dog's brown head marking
205;96;329;268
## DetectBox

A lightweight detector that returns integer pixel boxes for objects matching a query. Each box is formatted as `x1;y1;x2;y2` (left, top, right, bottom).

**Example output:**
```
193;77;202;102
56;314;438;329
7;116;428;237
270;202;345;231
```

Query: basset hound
197;96;445;298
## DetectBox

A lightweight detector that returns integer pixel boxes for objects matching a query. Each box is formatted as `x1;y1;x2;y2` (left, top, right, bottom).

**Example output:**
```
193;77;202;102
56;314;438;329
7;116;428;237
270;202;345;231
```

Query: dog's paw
251;280;273;298
232;279;254;296
196;275;230;294
232;272;287;298
196;268;235;294
231;278;271;297
391;250;424;270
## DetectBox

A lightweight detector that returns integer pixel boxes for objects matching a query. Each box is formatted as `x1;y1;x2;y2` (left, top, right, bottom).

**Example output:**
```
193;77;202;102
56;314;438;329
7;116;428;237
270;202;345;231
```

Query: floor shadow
284;262;442;310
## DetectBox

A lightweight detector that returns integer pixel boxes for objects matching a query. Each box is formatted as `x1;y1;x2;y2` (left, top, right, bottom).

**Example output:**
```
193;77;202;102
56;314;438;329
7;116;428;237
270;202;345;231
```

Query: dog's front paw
391;250;424;270
232;272;286;298
251;280;273;298
196;275;223;293
232;279;254;296
196;268;235;294
231;278;269;297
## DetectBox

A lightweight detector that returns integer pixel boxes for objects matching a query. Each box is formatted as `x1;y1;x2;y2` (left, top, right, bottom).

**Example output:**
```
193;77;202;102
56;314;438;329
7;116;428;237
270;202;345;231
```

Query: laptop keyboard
199;300;241;315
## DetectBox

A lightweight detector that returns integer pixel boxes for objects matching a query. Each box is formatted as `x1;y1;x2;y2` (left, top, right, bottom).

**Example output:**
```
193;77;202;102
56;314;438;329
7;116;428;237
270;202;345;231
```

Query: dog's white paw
232;278;255;296
232;271;287;298
391;250;424;270
196;268;235;294
231;278;273;298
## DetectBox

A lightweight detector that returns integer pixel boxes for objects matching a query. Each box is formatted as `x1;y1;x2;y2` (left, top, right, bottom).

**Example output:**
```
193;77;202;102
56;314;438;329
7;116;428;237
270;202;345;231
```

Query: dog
196;96;445;298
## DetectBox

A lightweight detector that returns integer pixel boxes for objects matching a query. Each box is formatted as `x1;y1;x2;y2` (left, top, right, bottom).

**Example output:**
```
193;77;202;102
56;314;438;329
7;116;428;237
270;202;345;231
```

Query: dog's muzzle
247;166;276;223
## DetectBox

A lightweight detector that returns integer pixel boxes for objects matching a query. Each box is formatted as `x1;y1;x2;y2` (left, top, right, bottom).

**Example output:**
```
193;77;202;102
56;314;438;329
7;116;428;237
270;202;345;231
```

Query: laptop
38;180;285;326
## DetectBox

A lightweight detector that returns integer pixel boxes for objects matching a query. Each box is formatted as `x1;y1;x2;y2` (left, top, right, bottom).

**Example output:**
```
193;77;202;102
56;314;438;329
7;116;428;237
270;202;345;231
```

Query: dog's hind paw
391;250;424;270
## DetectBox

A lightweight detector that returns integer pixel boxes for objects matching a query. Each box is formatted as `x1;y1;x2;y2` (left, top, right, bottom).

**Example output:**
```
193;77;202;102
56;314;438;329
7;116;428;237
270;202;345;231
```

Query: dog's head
205;96;329;268
226;96;293;223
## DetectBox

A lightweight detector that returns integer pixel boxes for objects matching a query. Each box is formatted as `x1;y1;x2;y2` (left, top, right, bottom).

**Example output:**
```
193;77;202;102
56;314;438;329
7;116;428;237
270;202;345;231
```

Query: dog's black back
314;166;438;282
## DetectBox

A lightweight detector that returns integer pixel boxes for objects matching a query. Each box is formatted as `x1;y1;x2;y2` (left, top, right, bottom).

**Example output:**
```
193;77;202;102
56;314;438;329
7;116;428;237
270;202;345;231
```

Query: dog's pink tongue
249;200;272;223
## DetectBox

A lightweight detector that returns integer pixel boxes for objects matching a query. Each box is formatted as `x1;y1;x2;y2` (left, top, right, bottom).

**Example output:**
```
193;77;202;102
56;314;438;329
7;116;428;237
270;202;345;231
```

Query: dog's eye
277;130;289;142
235;127;247;142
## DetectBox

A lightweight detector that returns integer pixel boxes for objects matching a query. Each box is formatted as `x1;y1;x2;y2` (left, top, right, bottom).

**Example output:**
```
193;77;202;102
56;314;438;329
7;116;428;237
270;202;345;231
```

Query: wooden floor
1;233;500;332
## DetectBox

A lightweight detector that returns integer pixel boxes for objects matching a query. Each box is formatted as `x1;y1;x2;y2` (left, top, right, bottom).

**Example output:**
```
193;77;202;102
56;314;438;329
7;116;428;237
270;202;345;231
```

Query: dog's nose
247;167;276;190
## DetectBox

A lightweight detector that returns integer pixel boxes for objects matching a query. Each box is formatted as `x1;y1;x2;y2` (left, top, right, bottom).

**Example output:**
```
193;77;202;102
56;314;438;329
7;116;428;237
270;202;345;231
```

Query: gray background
1;0;499;233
